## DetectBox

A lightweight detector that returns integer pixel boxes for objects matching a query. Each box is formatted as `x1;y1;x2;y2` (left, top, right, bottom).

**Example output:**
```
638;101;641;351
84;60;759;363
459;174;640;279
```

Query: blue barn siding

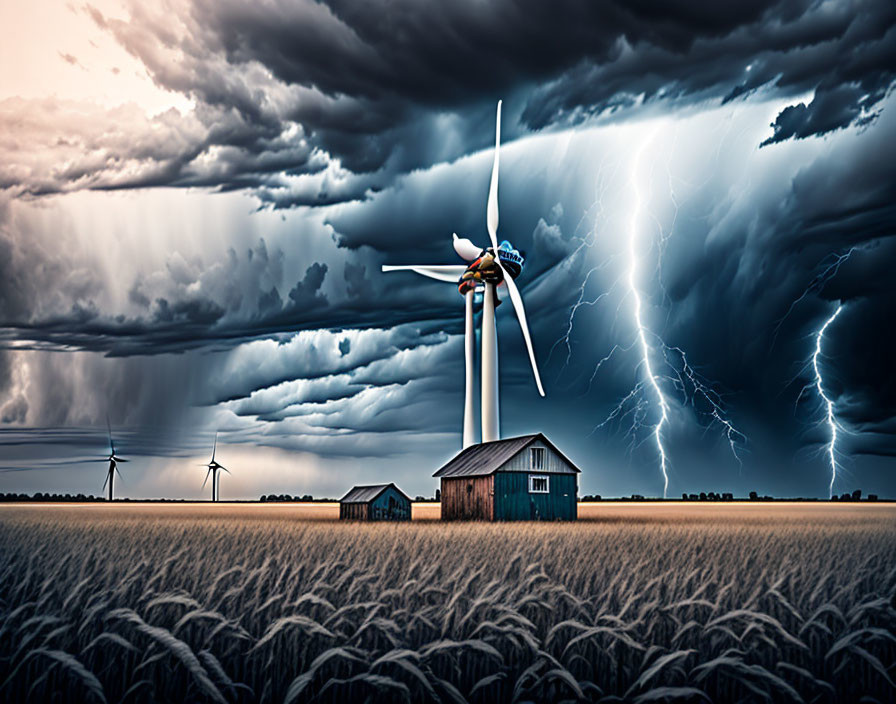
493;472;577;521
369;486;411;520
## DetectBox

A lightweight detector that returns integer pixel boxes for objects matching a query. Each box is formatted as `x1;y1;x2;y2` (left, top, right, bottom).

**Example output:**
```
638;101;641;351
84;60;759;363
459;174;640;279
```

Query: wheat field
0;503;894;703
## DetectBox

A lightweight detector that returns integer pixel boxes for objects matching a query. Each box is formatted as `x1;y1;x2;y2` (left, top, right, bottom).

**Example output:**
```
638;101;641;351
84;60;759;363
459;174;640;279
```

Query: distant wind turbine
201;432;230;502
101;418;127;501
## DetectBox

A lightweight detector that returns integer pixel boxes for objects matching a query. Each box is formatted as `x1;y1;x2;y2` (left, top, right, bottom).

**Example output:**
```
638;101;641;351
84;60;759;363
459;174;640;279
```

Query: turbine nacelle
456;241;525;297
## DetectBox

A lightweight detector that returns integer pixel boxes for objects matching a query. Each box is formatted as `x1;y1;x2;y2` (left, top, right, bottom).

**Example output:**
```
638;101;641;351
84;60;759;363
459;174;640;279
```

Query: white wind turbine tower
382;100;544;448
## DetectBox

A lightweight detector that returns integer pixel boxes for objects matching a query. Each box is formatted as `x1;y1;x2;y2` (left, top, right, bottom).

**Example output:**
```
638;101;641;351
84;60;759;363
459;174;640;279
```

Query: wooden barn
434;434;580;521
339;483;412;521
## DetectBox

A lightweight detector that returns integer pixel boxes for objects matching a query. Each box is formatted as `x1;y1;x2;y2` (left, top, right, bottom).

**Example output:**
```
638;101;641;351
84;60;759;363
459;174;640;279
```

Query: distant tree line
259;494;442;502
0;490;881;503
579;491;883;502
0;492;105;502
829;489;877;502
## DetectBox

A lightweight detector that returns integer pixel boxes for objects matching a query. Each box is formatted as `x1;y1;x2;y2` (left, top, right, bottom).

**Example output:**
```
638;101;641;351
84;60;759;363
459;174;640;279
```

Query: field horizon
2;500;894;521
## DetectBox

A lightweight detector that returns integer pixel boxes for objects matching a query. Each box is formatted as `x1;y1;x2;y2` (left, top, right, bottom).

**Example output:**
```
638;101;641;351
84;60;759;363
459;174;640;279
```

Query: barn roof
339;483;411;504
433;433;581;478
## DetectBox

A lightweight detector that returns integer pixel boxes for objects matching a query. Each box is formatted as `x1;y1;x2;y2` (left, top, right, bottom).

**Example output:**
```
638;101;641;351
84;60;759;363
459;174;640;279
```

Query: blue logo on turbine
497;240;524;278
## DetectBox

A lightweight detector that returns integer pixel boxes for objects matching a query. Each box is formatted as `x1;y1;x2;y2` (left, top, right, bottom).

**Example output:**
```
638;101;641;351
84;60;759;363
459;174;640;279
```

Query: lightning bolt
550;158;624;373
599;126;746;497
627;129;671;496
661;344;746;470
811;304;843;498
555;118;748;497
780;248;857;496
772;248;856;348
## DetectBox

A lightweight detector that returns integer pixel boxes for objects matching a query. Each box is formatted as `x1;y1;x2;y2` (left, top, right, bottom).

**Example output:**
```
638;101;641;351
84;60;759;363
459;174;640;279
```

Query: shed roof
339;483;411;504
433;433;581;478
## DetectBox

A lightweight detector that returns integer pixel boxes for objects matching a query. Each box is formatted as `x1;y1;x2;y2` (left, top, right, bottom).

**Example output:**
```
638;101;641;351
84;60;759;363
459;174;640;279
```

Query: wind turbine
101;419;127;501
201;432;230;502
382;100;544;447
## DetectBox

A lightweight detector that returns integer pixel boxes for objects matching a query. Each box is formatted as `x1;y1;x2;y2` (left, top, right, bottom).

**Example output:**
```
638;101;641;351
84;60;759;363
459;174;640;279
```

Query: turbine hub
457;242;524;296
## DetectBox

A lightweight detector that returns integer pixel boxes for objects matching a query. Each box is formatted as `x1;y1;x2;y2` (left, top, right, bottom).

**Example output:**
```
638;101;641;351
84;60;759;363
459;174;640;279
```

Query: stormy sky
1;0;894;499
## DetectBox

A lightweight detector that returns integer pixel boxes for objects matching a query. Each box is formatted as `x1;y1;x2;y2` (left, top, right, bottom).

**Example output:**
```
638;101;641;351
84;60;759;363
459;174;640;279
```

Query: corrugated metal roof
340;484;389;503
433;434;579;478
339;483;411;504
434;436;535;478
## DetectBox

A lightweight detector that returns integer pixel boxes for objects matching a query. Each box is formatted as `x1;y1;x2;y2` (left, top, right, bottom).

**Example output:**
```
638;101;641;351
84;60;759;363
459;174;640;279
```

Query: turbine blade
452;234;482;261
115;466;123;480
219;465;231;474
500;263;545;396
486;100;502;251
114;457;129;463
212;431;217;462
201;468;212;490
381;264;467;283
102;470;109;491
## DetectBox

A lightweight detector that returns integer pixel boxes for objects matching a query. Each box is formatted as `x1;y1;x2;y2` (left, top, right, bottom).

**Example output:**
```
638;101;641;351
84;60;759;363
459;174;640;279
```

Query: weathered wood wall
440;475;494;521
339;502;369;520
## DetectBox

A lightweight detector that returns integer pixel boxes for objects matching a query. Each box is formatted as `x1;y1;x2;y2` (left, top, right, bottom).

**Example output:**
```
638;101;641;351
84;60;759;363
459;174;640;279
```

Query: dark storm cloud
287;263;328;309
524;2;896;135
201;328;448;406
0;287;455;357
0;326;461;466
153;297;225;325
648;100;896;481
0;212;39;323
0;419;222;464
4;1;894;206
0;235;464;357
102;0;896;171
822;290;896;440
0;183;455;358
760;83;884;146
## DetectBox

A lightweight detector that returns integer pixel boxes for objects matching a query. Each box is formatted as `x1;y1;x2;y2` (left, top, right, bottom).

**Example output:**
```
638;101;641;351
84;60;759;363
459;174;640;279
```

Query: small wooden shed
339;483;412;521
434;434;580;521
